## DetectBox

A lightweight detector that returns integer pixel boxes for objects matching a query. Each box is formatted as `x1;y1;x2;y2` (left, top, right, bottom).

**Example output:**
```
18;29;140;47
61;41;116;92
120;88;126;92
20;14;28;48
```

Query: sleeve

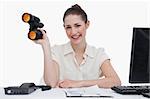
98;48;110;67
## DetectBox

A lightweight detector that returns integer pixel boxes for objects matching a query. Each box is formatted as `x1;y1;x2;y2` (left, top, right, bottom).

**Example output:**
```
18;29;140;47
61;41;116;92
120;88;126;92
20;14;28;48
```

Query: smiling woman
33;4;121;88
1;1;149;87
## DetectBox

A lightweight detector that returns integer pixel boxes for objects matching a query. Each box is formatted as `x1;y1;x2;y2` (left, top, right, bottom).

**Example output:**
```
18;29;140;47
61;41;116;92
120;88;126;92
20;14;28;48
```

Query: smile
71;34;82;39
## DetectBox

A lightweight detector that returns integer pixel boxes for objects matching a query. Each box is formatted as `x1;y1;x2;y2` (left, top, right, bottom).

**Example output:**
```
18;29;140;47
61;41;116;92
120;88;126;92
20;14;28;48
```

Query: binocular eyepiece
22;13;44;40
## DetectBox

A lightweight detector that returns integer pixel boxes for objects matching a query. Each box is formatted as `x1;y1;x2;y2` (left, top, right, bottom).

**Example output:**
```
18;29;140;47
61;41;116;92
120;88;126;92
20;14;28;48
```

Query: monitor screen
129;27;150;83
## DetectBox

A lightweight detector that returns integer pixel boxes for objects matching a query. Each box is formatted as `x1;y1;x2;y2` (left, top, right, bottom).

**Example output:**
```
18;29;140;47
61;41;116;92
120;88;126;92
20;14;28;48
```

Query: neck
71;40;87;54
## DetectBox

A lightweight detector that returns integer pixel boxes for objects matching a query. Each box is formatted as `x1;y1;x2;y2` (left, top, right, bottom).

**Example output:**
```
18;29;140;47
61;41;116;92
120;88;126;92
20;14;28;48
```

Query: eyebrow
65;23;81;27
65;25;71;27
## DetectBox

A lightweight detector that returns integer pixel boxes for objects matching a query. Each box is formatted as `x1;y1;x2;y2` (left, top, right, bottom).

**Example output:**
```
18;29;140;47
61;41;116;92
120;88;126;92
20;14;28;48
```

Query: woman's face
64;14;89;45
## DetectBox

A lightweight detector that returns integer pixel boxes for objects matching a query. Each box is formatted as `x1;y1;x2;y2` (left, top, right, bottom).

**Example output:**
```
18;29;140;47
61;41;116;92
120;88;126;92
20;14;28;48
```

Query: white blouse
51;42;110;80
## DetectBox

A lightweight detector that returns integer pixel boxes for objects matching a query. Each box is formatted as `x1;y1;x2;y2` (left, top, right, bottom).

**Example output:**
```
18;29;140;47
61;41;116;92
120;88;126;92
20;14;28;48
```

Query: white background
0;0;150;87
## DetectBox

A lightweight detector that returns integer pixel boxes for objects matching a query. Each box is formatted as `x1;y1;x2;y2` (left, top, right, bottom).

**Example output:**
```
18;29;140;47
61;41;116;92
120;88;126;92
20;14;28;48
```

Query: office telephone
4;83;51;95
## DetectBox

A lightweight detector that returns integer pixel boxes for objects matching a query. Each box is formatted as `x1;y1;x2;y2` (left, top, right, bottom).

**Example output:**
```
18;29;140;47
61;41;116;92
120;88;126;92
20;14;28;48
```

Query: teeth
72;35;80;39
72;36;79;39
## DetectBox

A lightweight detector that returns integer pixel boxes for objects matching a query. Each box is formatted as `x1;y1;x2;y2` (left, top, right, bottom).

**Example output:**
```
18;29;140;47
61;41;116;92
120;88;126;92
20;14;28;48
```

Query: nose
71;27;77;35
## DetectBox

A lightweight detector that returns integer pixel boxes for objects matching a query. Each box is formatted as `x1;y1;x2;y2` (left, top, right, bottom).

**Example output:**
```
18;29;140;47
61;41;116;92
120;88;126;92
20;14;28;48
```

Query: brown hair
63;4;88;23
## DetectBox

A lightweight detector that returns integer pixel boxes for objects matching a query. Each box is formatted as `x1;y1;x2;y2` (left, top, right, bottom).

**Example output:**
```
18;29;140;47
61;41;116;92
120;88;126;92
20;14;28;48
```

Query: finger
58;82;64;88
37;28;46;34
36;28;48;40
58;80;62;84
33;39;42;44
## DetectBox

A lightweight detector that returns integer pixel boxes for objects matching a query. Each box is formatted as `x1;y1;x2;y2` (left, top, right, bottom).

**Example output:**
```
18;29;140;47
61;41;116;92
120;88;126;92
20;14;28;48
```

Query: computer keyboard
111;86;150;94
141;92;150;98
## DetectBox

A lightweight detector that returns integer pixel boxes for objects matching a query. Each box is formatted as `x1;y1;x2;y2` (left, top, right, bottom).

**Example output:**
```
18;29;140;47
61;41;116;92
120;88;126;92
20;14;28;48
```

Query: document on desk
64;85;113;98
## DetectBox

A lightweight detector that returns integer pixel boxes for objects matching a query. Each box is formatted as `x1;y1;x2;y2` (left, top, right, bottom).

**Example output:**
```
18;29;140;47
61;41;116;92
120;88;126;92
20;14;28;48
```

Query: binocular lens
28;31;36;40
22;13;31;23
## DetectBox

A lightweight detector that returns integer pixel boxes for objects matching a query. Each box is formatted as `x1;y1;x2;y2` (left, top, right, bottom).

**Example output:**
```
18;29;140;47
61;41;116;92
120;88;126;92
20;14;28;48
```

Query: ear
86;20;90;29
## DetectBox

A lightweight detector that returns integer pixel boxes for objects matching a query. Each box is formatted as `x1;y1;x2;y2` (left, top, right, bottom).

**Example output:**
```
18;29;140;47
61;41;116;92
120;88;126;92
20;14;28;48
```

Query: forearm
79;77;121;88
42;41;59;87
97;77;121;88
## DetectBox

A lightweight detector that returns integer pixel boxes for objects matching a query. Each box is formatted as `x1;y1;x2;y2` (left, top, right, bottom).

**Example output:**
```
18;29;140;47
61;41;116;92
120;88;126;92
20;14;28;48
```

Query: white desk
0;87;148;99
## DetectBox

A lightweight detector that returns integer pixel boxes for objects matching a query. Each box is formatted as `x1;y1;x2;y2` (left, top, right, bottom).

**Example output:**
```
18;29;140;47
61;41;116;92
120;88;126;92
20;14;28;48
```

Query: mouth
71;34;82;40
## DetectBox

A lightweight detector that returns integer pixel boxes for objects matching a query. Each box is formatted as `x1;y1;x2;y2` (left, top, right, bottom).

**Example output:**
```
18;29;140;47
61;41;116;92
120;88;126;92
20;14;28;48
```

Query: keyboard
141;92;150;98
111;86;150;94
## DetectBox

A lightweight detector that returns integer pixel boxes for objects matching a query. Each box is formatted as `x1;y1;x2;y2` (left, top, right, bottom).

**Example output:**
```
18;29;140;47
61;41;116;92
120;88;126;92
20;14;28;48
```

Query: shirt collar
85;44;95;58
63;42;95;58
63;42;74;55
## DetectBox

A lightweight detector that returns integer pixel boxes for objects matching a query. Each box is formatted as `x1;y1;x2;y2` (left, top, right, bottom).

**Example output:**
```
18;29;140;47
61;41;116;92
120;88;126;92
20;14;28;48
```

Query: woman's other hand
58;79;83;88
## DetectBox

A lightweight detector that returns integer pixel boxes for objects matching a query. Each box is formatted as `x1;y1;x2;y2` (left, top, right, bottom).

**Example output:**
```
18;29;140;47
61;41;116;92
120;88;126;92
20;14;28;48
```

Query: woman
35;4;121;88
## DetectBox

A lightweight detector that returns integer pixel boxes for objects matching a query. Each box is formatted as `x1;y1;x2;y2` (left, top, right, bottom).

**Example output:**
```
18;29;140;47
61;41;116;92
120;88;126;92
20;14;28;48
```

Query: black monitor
129;27;150;83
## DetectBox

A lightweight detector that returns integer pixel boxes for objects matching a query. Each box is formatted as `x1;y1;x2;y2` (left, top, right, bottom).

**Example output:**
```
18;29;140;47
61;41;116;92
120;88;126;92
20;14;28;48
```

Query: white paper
64;85;112;97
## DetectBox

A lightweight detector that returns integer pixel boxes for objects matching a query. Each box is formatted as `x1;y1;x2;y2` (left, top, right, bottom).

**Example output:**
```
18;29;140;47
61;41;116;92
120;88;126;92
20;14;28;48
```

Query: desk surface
0;87;148;99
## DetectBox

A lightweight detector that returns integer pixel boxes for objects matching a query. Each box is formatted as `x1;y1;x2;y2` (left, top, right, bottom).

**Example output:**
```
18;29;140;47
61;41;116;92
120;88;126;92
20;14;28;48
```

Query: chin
71;39;82;45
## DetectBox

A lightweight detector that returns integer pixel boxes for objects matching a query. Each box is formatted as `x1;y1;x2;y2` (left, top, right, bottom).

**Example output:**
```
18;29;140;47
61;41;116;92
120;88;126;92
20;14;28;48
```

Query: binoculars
22;13;44;40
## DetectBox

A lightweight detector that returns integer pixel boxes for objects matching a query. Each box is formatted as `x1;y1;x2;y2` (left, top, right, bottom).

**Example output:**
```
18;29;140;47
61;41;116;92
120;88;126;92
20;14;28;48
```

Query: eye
65;26;71;29
75;24;81;27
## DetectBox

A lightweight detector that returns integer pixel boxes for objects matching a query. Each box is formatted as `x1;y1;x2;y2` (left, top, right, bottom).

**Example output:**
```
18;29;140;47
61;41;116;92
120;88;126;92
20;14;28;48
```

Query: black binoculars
22;13;44;40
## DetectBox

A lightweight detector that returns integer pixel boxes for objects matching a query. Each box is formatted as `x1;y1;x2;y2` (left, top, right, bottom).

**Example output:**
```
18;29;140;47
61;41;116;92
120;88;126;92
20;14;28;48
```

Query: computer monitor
129;27;150;83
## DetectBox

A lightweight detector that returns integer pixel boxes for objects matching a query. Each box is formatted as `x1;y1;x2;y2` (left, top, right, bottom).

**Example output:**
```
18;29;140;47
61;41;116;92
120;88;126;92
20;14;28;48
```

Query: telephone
4;83;51;95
